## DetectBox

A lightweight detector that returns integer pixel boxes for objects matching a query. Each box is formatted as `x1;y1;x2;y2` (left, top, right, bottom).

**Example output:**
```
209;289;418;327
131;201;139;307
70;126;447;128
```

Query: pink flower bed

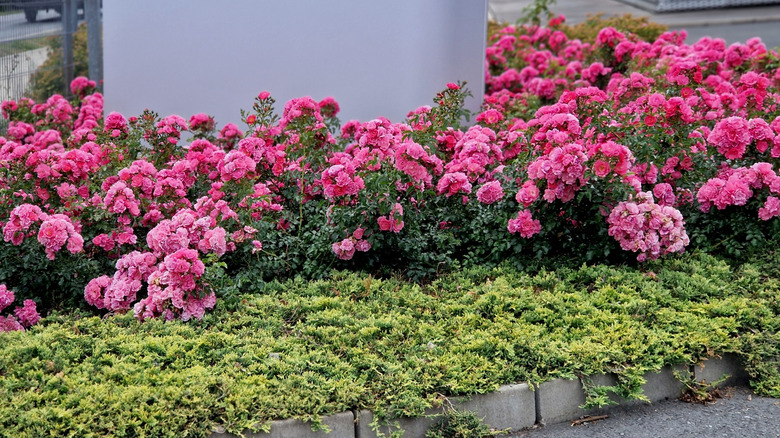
2;18;780;324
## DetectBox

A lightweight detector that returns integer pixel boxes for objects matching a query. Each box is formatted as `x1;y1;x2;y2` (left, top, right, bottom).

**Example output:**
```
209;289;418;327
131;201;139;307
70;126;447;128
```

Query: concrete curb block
636;364;688;403
694;353;750;387
210;360;751;437
210;411;355;438
357;408;441;438
536;377;604;425
455;383;536;432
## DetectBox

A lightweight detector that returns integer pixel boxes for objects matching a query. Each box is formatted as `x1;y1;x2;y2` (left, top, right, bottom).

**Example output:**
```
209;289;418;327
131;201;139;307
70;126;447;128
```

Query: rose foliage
3;17;780;322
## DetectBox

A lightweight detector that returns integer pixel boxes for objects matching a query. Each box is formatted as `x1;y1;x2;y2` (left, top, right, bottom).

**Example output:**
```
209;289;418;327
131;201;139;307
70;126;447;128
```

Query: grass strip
0;37;50;58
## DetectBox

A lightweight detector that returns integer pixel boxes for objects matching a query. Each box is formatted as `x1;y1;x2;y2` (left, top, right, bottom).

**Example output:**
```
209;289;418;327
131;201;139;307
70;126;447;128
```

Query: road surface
0;9;69;44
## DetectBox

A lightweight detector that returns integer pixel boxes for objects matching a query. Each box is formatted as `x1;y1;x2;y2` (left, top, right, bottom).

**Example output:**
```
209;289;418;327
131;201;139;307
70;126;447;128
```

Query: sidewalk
489;0;780;47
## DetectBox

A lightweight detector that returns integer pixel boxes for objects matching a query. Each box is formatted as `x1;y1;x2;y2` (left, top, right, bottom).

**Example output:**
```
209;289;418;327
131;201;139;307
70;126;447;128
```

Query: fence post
85;0;102;90
62;0;78;97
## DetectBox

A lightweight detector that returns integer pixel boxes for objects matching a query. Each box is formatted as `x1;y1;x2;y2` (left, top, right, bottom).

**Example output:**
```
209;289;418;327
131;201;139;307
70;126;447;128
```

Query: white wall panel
104;0;487;126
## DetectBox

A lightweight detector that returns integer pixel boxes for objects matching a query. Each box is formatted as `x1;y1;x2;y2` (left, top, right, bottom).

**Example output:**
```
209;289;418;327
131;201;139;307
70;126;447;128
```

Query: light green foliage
1;252;779;436
674;368;731;403
426;405;500;438
517;0;558;26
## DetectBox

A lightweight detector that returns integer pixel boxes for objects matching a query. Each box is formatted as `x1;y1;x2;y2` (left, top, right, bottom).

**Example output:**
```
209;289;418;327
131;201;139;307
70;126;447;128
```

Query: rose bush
2;15;780;322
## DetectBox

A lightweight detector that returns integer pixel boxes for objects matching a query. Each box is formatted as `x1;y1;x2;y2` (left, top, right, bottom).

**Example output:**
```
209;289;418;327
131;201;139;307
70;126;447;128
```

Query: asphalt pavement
509;387;780;437
0;9;66;44
489;0;780;48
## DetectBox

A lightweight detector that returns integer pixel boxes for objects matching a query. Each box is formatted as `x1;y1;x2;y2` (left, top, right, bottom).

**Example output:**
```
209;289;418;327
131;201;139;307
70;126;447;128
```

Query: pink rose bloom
321;163;365;198
332;238;356;260
355;239;372;252
653;183;676;206
0;315;24;332
708;116;751;160
70;76;96;96
188;113;215;131
476;109;505;125
84;275;112;309
220;150;257;182
198;227;228;256
56;183;77;199
3;204;44;245
37;216;72;260
377;216;404;233
436;172;473;197
607;192;689;262
507;210;542;238
218;123;244;141
515;180;540;207
476;181;504;204
104;112;128;134
749;118;774;153
593;159;611;178
0;284;15;312
318;97;340;118
103;181;141;217
181;292;216;322
14;299;41;328
394;140;443;186
759;196;780;220
595;26;626;48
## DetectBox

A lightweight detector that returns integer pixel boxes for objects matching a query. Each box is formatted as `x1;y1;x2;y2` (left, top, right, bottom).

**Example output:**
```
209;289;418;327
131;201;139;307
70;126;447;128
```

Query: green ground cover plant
1;251;778;437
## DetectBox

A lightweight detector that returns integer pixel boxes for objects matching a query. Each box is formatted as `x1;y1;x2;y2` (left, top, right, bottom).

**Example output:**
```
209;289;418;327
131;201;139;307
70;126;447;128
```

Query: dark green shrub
561;14;669;43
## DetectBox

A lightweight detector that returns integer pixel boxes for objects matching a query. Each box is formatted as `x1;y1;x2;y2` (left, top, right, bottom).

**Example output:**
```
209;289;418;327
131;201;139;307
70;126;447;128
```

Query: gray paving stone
210;411;355;438
694;353;750;388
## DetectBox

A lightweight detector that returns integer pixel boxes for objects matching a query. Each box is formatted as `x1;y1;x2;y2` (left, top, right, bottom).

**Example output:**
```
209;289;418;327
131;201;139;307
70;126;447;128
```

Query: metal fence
0;0;101;104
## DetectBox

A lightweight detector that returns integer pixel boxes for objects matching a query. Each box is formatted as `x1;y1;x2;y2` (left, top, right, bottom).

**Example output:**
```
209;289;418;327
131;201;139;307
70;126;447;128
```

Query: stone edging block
455;383;536;432
357;407;441;438
694;353;750;388
211;411;355;438
536;376;607;425
613;364;689;406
